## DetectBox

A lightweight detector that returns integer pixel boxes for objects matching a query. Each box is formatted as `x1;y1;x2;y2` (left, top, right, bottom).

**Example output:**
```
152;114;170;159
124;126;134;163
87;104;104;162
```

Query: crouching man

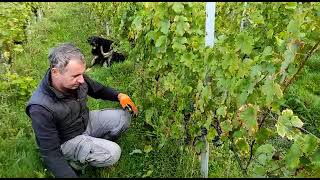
25;43;138;178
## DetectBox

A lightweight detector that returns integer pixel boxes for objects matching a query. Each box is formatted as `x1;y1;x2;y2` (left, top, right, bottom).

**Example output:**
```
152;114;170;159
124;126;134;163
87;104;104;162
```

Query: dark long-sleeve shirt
28;74;119;178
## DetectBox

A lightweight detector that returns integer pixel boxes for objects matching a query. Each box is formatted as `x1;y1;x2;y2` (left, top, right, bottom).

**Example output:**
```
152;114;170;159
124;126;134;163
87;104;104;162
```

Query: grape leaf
240;105;258;134
172;2;184;13
255;144;275;165
235;32;254;55
155;35;167;48
216;106;227;118
303;135;318;155
160;20;170;34
285;141;302;169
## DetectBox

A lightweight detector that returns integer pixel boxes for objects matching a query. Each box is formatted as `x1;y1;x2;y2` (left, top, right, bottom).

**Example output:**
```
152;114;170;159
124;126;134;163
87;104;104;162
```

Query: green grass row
285;53;320;137
2;2;319;178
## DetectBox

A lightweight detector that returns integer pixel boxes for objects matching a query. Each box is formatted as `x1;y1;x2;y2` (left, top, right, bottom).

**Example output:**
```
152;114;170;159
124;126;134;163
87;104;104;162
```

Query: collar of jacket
41;68;79;99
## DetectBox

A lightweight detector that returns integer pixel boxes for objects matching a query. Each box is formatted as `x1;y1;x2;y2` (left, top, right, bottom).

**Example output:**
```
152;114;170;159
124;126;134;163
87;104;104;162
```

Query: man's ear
51;67;60;77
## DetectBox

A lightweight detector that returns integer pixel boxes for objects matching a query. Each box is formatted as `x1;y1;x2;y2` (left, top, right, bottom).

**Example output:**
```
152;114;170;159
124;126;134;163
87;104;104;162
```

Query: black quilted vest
26;69;89;144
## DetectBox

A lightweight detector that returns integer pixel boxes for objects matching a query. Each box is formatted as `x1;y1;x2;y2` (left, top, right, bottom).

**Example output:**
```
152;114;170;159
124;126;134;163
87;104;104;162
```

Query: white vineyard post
105;21;110;36
240;2;248;31
205;2;216;48
202;2;216;178
37;8;43;21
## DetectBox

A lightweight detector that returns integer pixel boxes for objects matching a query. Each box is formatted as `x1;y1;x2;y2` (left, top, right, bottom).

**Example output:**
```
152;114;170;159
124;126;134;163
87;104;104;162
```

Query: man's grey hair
48;43;85;72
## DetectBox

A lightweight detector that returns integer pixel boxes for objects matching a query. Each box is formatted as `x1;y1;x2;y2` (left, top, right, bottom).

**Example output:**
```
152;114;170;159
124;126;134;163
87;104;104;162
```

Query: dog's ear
94;37;102;45
87;36;96;45
87;36;93;42
106;39;114;45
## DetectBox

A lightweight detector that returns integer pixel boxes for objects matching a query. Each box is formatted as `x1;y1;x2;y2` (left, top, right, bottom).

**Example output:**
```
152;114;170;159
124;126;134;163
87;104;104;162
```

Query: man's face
52;58;86;91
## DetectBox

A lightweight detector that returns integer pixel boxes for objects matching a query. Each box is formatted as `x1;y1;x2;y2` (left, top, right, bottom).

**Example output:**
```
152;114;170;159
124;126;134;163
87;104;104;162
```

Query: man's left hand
118;93;138;115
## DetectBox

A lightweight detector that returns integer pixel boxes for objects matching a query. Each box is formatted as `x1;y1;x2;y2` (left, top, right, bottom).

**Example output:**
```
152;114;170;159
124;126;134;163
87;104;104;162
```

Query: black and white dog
87;36;126;68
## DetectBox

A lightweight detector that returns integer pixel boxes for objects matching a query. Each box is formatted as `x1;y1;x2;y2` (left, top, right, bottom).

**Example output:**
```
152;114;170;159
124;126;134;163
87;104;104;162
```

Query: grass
0;102;45;177
2;2;319;178
284;52;320;137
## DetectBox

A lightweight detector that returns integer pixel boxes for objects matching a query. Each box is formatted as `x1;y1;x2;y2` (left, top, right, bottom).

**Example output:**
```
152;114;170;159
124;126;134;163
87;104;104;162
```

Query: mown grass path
6;2;320;178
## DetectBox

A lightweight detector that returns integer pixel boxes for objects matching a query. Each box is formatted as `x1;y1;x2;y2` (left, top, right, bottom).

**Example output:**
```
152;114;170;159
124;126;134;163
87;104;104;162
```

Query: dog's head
87;36;114;47
87;36;99;47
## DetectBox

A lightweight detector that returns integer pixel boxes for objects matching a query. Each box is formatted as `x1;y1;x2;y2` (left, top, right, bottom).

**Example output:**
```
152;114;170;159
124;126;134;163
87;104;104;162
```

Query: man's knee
120;110;131;132
106;142;121;166
89;142;121;167
108;110;131;138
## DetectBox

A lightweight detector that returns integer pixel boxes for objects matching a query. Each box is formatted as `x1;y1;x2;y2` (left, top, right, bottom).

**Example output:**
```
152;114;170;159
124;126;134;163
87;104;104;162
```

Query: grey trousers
60;108;131;167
